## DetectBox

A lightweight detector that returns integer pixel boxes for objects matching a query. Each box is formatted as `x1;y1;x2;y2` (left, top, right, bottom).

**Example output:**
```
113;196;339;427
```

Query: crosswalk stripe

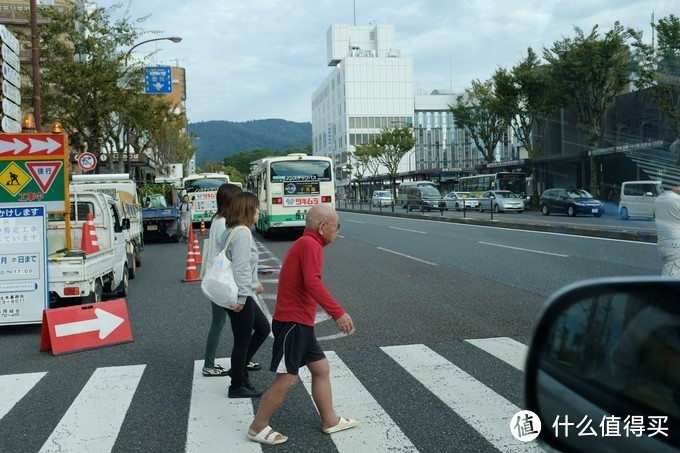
0;372;46;421
186;358;260;453
39;365;145;453
465;337;528;371
381;344;542;452
298;351;418;452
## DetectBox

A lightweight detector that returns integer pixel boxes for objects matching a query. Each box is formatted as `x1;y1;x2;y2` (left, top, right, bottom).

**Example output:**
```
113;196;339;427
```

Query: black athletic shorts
270;320;325;375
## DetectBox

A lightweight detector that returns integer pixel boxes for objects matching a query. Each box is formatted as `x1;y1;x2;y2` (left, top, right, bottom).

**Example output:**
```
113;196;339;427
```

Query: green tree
147;113;196;171
494;48;561;205
36;2;143;157
450;79;508;165
353;142;381;200
374;125;415;200
632;14;680;135
544;22;635;192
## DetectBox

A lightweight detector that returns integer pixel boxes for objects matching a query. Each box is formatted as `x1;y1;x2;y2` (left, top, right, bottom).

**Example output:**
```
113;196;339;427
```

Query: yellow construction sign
0;162;30;196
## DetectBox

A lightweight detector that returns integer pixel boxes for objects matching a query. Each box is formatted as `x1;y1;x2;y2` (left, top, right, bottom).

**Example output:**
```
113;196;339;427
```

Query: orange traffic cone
80;213;100;254
192;235;203;265
200;218;207;236
188;222;196;243
181;242;200;282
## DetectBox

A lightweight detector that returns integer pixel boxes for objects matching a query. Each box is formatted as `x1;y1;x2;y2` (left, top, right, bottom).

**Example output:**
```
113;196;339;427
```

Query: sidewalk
336;201;657;244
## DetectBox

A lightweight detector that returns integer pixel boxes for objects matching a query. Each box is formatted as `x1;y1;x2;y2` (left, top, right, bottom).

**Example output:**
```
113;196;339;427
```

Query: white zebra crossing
465;337;528;371
186;359;260;453
1;338;535;452
298;350;418;452
39;365;146;453
381;343;541;452
0;372;46;420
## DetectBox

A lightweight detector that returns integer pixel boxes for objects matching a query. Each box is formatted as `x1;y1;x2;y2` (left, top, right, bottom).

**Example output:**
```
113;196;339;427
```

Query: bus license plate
284;197;319;207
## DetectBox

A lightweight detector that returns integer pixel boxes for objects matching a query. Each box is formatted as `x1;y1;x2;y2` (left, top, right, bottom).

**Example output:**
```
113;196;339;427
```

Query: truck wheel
135;247;142;267
128;257;136;280
83;280;103;304
171;234;179;243
118;265;129;297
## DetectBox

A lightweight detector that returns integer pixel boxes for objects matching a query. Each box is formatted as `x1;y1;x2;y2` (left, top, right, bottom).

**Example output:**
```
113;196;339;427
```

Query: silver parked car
444;191;479;210
478;190;524;213
371;190;394;207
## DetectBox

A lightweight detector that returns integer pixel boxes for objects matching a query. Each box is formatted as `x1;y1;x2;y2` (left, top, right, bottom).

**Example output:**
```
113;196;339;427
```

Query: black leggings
226;296;270;387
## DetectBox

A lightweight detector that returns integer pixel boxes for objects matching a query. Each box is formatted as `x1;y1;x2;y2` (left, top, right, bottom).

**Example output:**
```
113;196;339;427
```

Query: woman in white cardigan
221;191;271;398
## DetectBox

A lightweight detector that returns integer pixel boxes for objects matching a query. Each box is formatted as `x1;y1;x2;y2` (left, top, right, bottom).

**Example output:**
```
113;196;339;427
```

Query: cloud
103;0;677;123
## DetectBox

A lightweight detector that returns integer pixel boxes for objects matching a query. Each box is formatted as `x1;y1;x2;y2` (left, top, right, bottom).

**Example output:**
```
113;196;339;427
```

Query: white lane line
0;372;46;421
465;337;528;371
478;241;569;257
186;359;260;453
381;344;542;453
376;247;437;265
389;226;426;234
40;365;146;453
342;211;656;245
255;239;278;339
344;219;365;224
298;351;417;452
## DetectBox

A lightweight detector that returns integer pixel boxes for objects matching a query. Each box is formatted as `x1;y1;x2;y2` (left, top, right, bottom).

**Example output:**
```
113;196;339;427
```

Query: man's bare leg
249;373;297;438
307;358;340;430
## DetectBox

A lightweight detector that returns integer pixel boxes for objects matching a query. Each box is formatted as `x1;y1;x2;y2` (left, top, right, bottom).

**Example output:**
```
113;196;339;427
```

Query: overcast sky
105;0;675;124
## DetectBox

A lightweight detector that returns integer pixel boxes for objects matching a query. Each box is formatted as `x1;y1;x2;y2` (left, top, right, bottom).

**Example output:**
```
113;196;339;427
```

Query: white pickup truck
71;174;143;279
47;192;130;304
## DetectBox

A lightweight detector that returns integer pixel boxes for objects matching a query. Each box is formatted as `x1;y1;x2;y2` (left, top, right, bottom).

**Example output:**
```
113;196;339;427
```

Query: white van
618;180;663;220
397;181;439;209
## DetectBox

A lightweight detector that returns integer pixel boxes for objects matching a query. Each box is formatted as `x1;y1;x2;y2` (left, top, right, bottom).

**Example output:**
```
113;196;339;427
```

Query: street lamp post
123;36;182;177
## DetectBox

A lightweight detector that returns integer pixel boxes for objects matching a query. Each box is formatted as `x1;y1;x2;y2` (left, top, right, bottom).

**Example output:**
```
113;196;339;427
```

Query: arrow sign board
0;133;68;213
0;134;65;158
40;298;133;355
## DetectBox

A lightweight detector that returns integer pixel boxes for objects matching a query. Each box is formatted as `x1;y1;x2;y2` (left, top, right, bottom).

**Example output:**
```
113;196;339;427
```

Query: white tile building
311;24;414;192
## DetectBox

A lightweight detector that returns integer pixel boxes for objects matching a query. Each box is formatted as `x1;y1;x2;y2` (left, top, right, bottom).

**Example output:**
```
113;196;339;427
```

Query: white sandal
247;425;288;445
323;417;359;434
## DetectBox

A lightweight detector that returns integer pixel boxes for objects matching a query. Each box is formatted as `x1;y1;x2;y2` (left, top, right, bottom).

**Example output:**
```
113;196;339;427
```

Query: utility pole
30;0;42;132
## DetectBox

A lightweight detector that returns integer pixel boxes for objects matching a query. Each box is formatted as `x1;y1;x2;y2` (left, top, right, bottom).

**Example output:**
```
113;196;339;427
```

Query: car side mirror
525;277;680;452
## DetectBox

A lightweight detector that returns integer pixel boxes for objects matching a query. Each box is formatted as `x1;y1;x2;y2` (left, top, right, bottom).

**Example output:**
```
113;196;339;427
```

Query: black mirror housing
525;277;680;452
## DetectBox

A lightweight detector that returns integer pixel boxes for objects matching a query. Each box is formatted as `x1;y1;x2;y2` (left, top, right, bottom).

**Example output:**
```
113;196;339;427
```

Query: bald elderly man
247;204;358;445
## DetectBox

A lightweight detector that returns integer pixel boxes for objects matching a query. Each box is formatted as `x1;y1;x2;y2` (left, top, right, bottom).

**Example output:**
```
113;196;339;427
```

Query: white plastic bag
200;226;247;309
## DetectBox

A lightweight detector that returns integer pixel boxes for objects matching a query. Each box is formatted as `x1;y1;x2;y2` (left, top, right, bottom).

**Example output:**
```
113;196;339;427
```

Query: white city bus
181;173;231;227
248;154;334;236
457;172;527;199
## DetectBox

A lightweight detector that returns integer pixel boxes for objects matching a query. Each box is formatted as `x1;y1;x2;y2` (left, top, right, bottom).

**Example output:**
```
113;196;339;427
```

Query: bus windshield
499;178;525;195
184;177;230;191
270;160;332;182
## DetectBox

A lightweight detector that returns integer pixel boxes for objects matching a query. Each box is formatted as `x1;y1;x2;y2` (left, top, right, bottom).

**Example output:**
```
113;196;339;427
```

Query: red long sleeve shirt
273;228;346;326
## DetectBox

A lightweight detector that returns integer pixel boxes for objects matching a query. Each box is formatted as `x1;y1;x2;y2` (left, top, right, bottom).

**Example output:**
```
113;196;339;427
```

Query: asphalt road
0;215;660;452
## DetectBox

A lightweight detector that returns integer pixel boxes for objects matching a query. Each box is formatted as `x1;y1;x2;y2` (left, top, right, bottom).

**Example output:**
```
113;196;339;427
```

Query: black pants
226;296;270;387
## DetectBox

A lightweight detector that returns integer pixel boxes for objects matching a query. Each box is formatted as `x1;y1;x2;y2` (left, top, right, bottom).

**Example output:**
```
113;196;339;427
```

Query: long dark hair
213;184;242;220
226;192;259;227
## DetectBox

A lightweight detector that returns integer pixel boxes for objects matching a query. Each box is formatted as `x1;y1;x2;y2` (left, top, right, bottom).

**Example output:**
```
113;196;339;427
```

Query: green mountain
188;119;312;164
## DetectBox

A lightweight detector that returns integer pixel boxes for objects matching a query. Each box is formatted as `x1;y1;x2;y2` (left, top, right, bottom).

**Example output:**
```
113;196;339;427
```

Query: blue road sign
144;66;172;94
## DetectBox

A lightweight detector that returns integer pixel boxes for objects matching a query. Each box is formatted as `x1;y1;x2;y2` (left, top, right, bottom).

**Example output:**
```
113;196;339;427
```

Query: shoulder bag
200;225;250;309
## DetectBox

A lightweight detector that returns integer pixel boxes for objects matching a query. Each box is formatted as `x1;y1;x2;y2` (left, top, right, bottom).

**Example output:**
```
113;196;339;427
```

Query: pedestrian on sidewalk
247;204;357;446
654;185;680;277
222;192;270;397
178;194;193;242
